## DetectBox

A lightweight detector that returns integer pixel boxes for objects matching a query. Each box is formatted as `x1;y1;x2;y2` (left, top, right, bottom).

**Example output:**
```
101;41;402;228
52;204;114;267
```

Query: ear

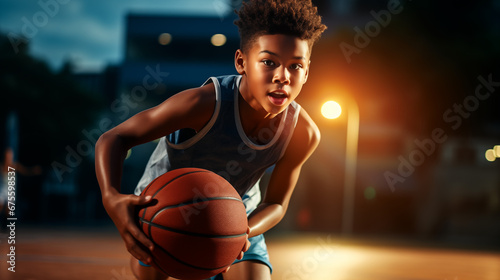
234;49;246;75
303;60;310;84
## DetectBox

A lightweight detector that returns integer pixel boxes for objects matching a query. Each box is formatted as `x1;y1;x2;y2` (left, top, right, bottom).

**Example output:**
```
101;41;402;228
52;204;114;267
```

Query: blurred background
1;0;499;250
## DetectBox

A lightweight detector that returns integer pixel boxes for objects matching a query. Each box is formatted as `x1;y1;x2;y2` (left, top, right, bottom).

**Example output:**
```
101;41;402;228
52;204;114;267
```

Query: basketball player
95;1;326;279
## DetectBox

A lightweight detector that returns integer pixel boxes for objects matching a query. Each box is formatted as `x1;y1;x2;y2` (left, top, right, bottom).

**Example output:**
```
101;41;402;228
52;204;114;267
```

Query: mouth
267;90;289;106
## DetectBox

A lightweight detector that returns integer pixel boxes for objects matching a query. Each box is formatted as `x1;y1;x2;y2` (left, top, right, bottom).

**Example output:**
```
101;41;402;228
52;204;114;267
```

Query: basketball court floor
0;226;499;280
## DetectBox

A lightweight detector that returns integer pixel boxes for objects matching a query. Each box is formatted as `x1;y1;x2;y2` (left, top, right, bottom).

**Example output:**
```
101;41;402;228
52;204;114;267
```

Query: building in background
120;13;240;109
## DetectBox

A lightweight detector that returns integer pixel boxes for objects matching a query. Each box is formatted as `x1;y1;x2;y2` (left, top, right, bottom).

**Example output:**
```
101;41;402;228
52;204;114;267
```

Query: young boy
95;0;326;279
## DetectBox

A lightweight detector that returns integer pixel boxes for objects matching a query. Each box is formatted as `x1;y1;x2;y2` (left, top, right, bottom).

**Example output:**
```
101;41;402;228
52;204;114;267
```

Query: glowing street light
322;98;359;235
321;101;342;119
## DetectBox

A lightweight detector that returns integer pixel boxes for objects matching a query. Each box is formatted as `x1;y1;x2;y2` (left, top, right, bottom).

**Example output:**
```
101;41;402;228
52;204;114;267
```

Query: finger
129;223;155;251
243;239;251;252
123;232;152;265
223;265;231;273
133;195;153;206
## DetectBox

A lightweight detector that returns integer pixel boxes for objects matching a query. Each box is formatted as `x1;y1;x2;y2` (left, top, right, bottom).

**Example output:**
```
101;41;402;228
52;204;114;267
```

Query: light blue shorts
139;234;272;278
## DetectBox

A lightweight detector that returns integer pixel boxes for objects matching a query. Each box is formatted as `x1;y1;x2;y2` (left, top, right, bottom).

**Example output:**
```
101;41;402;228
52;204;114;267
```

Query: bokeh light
321;100;342;119
364;187;376;200
211;34;226;46
485;149;496;162
158;33;172;45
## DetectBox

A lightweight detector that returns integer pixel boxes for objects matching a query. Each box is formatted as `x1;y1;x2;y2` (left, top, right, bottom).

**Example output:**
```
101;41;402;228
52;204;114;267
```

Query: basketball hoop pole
341;97;359;236
322;96;359;235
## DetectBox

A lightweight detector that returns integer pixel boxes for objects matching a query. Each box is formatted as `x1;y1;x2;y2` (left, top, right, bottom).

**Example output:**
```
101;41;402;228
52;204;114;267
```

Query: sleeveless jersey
135;75;301;214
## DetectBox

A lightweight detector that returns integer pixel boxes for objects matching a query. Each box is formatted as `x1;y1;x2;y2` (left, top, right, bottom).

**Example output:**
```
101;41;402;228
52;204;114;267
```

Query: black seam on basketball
140;217;247;239
139;175;162;229
141;174;162;196
148;217;153;243
151;257;173;278
151;170;211;199
141;170;210;222
156;196;243;212
145;171;208;244
152;239;233;271
147;196;243;238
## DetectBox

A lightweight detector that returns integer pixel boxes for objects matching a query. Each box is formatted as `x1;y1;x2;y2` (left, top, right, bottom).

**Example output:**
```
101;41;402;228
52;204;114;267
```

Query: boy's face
235;34;311;115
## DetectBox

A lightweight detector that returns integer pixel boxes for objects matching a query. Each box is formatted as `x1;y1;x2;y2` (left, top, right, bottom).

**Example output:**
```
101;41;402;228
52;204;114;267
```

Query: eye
290;63;303;70
262;59;276;67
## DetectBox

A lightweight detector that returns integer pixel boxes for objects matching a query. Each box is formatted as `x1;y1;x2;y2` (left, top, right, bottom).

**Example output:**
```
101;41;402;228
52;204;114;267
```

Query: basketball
137;167;248;279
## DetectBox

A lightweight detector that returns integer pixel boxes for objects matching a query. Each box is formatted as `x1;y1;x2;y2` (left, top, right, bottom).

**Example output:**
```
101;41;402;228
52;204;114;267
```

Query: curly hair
234;0;327;52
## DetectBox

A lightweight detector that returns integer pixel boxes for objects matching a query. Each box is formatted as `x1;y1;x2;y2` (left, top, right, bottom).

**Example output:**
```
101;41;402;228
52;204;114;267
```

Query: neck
238;76;281;141
238;75;277;121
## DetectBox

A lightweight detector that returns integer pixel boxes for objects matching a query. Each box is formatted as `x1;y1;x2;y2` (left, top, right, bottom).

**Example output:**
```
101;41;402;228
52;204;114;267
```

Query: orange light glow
321;101;342;119
158;33;172;45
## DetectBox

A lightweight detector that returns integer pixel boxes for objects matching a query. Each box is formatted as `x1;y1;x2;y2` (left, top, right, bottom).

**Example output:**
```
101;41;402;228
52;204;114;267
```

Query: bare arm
247;108;321;237
95;83;216;264
96;83;216;197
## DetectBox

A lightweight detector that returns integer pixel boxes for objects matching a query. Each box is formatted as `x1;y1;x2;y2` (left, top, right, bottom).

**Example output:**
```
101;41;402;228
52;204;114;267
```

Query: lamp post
322;98;359;235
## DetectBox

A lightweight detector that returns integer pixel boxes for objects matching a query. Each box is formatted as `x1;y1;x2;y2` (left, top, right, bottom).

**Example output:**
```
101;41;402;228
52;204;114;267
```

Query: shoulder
170;82;216;131
294;106;321;152
176;81;215;103
143;81;216;133
281;106;320;165
100;80;218;147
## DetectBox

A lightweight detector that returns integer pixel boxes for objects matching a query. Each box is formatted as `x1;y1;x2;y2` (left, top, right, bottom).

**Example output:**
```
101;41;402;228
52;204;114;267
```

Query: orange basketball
137;168;248;280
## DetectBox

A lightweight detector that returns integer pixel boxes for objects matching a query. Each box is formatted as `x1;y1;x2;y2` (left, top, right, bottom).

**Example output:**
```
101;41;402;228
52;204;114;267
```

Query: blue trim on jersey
135;75;301;201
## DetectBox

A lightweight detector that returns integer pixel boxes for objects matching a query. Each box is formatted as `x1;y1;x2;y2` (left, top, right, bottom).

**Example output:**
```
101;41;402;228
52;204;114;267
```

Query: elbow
95;130;128;156
273;203;288;230
248;202;288;237
95;132;106;149
96;131;114;151
269;202;287;223
311;124;321;148
95;132;112;165
279;202;289;219
97;129;126;147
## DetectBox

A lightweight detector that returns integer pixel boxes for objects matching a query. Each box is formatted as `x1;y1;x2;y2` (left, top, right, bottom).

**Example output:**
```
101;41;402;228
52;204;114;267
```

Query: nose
273;66;290;85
